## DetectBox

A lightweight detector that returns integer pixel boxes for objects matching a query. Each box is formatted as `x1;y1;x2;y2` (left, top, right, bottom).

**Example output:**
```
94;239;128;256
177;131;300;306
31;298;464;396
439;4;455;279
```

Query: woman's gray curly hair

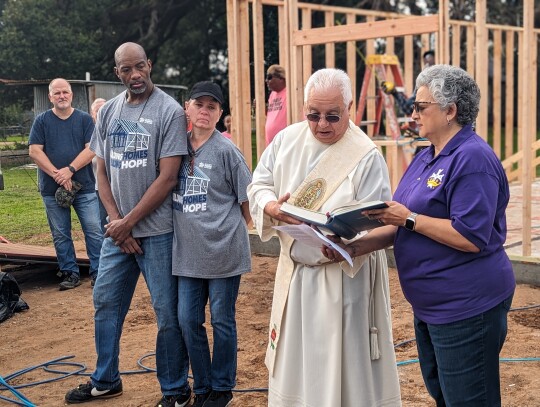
416;64;480;126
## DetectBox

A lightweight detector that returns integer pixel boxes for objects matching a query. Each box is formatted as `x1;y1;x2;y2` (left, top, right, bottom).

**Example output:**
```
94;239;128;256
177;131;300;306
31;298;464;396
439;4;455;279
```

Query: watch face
405;218;414;230
405;213;417;231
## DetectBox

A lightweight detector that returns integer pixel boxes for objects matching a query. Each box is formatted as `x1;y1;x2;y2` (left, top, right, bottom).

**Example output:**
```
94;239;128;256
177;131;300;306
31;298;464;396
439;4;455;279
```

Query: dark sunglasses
306;113;341;123
412;101;438;113
266;74;281;80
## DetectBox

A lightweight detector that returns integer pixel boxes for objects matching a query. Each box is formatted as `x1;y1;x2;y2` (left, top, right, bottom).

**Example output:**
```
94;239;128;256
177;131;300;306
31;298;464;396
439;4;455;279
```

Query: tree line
0;0;536;127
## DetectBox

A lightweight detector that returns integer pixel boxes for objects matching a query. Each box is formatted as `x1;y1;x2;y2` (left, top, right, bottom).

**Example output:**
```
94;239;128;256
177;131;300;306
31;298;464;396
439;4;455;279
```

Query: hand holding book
280;200;388;239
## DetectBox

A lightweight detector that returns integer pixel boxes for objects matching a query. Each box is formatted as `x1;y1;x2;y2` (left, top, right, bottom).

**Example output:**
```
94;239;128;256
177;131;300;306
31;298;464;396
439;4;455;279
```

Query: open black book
280;200;388;239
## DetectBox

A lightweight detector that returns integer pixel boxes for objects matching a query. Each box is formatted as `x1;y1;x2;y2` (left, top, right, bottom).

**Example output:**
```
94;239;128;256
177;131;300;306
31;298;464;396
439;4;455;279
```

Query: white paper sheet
273;224;353;267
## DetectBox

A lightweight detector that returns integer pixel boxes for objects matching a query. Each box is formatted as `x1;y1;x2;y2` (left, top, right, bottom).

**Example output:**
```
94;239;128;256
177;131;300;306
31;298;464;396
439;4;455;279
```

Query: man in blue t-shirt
29;78;103;290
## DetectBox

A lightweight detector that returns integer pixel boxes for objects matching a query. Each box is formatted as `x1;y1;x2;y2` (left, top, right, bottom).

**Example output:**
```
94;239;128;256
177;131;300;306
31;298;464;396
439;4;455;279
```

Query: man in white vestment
247;68;402;407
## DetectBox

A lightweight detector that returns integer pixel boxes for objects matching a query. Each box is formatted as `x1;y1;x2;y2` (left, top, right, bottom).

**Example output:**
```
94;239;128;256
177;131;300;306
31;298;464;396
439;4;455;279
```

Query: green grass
0;133;28;152
0;167;83;245
3;134;28;142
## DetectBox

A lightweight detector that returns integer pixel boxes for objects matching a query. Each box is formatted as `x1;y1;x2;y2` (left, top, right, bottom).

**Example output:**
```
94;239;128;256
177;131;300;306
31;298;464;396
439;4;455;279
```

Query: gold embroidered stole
266;121;377;375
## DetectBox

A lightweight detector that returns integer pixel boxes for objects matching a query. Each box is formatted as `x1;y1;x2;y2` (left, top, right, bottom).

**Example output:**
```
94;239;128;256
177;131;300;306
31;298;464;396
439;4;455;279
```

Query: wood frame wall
227;0;538;257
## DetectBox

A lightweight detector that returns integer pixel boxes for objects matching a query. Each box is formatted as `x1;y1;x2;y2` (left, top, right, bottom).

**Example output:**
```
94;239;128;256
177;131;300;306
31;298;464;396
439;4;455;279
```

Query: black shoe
65;381;123;404
192;392;211;407
59;273;81;291
90;274;97;287
155;388;192;407
203;390;233;407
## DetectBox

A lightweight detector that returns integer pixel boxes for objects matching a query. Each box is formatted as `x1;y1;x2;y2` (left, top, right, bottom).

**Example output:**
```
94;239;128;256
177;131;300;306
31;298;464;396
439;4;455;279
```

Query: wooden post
438;0;450;64
286;0;303;123
521;0;534;256
504;31;515;160
282;1;292;124
451;23;461;67
252;0;266;161
325;11;335;68
278;4;287;72
492;29;502;158
346;13;357;116
302;8;313;90
475;0;488;139
226;0;240;148
466;26;475;76
226;0;252;169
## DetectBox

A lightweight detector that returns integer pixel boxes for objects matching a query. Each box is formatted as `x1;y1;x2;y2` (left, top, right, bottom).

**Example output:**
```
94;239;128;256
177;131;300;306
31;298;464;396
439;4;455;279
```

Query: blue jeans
96;189;108;234
43;192;103;278
178;275;241;394
414;293;514;407
91;233;190;396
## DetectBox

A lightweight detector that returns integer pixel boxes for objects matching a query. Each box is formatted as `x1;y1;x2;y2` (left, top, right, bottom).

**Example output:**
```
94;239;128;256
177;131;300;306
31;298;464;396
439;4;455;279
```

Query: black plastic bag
0;271;29;323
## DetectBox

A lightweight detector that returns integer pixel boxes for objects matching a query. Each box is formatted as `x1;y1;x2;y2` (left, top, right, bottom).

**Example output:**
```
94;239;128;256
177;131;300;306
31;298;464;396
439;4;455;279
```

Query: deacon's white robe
248;121;402;407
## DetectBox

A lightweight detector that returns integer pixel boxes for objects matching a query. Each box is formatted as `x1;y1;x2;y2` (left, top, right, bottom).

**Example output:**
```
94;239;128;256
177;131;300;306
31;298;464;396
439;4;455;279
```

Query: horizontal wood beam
293;15;439;46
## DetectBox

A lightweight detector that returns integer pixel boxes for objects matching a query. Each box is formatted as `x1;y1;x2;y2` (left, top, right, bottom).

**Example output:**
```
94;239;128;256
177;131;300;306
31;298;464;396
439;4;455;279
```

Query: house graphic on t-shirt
179;164;209;196
173;163;210;213
110;119;150;152
108;119;151;169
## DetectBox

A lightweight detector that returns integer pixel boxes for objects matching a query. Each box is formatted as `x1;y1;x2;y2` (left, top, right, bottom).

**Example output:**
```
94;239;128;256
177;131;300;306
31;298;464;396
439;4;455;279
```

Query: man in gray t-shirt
65;42;191;407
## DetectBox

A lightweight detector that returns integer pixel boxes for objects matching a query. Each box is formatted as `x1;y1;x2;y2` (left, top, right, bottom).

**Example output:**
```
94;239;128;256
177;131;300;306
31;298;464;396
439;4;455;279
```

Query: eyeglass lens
306;113;341;123
412;101;437;113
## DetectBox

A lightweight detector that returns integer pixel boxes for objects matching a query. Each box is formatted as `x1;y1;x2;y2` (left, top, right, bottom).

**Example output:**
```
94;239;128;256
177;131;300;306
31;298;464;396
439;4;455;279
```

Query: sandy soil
0;255;538;406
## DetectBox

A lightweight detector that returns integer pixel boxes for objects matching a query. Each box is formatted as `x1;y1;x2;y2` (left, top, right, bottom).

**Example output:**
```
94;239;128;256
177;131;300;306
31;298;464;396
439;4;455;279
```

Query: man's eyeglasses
412;101;438;113
306;113;341;124
266;74;281;80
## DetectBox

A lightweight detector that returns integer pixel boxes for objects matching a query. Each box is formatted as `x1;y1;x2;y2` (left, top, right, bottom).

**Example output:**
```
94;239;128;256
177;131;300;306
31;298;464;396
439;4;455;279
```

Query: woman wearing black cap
171;81;253;407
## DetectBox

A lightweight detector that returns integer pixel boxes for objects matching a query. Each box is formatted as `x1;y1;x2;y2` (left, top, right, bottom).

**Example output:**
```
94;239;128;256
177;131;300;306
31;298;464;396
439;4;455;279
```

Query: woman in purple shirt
323;65;515;407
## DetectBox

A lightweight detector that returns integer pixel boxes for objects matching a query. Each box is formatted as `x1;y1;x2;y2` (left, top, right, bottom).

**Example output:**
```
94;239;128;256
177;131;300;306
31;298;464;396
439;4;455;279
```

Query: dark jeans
414;293;514;407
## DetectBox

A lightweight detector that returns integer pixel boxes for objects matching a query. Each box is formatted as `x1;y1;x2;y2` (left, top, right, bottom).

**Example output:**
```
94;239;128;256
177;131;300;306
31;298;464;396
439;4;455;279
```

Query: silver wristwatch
404;212;418;231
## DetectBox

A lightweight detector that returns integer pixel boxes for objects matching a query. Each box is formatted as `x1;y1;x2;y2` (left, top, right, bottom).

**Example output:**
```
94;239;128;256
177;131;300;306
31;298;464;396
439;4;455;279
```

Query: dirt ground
0;255;538;407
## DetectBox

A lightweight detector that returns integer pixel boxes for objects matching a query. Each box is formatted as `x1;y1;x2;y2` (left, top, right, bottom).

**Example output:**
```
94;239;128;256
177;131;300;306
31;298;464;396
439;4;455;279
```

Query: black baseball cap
189;81;224;105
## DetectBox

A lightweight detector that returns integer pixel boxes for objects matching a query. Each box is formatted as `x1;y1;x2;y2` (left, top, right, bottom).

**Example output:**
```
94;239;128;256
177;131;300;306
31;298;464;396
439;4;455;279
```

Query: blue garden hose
2;303;539;405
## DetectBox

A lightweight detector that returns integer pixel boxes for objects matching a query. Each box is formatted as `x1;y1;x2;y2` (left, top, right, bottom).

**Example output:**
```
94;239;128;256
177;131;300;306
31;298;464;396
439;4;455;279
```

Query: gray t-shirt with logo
90;87;187;238
172;130;252;278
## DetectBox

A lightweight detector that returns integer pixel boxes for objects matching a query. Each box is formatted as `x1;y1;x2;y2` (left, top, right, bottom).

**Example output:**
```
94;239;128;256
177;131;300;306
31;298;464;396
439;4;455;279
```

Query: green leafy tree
0;0;537;123
0;0;107;80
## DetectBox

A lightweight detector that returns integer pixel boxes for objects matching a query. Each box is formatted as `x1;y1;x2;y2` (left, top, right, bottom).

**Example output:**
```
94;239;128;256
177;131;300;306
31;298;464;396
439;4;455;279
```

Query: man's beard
129;83;147;94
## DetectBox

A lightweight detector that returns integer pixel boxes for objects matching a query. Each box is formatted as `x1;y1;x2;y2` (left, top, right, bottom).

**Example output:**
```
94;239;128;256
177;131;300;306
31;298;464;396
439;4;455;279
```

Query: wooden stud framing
226;0;539;257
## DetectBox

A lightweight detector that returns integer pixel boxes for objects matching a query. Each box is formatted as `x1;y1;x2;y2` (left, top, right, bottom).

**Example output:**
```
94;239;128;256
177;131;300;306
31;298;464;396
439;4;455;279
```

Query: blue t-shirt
29;109;95;196
392;125;515;324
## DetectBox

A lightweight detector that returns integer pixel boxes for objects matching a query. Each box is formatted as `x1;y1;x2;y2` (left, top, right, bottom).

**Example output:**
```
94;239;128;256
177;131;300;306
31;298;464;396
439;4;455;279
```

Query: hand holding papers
273;224;353;267
280;200;388;239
